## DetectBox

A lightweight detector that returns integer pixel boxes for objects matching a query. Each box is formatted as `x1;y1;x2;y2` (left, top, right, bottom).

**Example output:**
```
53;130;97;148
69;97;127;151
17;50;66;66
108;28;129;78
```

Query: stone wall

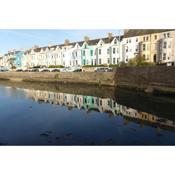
115;66;175;94
0;72;115;86
1;66;175;94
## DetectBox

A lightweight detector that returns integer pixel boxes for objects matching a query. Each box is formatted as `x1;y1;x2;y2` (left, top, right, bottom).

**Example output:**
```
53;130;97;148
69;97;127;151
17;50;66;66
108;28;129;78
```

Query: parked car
22;69;30;72
73;68;82;72
94;67;113;72
31;68;39;72
51;69;60;72
16;69;23;72
59;68;68;72
40;69;50;72
64;67;82;72
0;67;9;72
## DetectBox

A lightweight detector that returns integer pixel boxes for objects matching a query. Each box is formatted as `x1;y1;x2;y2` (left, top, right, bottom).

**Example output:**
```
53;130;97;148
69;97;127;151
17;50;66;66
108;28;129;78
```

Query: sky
0;29;123;54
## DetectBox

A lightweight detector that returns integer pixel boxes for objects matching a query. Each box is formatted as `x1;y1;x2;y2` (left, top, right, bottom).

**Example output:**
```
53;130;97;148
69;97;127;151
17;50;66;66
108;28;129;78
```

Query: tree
8;57;16;69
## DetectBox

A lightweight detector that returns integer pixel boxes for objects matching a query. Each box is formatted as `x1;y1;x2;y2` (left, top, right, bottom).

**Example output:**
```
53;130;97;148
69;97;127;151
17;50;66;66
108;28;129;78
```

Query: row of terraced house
0;29;175;69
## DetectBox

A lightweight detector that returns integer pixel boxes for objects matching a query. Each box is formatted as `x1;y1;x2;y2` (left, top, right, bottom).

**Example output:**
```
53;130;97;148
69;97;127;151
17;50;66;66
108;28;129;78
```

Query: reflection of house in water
23;89;175;129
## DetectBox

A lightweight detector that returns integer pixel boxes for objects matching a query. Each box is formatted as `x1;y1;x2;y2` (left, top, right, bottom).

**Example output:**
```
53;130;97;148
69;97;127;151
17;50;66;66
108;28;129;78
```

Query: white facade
110;37;123;64
96;39;109;65
2;30;175;68
70;43;82;67
61;45;73;67
122;36;140;63
158;31;175;65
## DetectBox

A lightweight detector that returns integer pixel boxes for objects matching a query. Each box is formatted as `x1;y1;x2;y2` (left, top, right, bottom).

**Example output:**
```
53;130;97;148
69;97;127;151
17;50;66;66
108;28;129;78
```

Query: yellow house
124;29;174;63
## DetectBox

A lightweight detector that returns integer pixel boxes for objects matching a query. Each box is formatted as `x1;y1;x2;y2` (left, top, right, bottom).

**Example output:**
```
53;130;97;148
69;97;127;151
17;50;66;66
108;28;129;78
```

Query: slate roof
124;29;175;38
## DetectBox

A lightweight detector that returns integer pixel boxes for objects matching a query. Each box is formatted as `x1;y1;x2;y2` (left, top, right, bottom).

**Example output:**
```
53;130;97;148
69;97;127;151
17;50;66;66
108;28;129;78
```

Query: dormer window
114;39;117;44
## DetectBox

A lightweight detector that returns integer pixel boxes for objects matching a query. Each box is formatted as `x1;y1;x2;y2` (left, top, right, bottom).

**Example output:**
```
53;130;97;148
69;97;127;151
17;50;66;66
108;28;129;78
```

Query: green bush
48;65;64;68
127;57;155;67
11;66;16;69
109;63;128;68
83;64;108;67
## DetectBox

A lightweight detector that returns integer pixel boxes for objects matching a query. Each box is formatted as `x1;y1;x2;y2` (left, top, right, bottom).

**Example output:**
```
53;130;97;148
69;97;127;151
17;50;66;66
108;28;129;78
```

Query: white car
0;67;9;72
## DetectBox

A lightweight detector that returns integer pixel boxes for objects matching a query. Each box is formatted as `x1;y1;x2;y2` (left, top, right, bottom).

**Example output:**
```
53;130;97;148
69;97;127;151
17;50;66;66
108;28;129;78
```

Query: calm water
0;82;175;145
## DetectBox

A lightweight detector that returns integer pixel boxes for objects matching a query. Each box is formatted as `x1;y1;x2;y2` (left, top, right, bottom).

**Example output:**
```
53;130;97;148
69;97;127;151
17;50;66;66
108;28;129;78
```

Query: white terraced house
158;31;175;66
70;42;83;67
109;36;123;64
1;30;175;69
96;39;109;65
61;43;74;67
122;35;140;63
81;39;98;66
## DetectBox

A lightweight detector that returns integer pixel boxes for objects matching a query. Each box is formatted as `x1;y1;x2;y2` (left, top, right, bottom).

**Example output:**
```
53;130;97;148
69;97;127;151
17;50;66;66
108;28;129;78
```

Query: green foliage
127;57;155;67
48;65;64;68
11;66;16;69
33;65;42;68
83;64;108;67
109;63;128;68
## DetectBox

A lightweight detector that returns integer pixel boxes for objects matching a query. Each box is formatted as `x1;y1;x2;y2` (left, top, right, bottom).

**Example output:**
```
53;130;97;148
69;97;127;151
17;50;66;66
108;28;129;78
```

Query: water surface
0;82;175;145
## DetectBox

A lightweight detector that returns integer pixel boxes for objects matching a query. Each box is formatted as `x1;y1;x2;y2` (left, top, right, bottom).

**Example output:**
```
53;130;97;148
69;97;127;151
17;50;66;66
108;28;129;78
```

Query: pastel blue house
14;51;24;68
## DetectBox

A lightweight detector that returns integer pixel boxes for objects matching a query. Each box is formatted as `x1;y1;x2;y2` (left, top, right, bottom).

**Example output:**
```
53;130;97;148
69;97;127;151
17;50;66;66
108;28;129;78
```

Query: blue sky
0;29;123;54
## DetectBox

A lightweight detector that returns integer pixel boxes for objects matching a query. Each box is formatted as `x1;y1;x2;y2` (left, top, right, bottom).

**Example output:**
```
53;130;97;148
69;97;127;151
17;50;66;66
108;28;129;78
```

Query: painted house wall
150;32;162;63
110;38;123;64
81;42;95;66
96;40;109;65
70;44;82;67
158;31;175;64
15;51;24;68
61;45;73;67
139;34;152;62
122;36;140;63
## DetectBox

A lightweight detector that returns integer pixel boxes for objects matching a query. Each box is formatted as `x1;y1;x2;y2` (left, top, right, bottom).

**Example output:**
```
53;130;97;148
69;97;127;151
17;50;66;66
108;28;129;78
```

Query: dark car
51;69;60;72
94;67;113;72
31;68;39;72
16;69;23;72
73;68;82;72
